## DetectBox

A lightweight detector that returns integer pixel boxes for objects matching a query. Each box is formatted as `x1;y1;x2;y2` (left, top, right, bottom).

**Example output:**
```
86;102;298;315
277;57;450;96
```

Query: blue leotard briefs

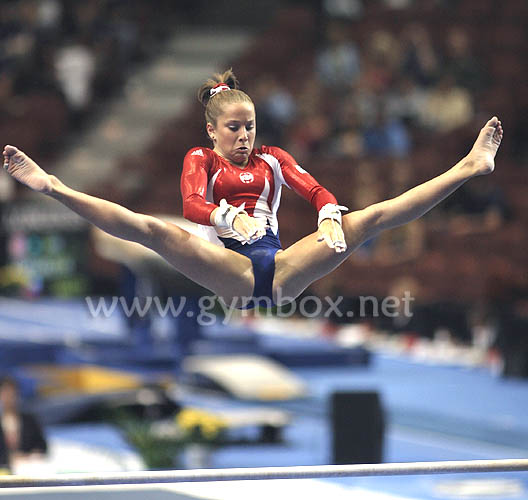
219;229;282;309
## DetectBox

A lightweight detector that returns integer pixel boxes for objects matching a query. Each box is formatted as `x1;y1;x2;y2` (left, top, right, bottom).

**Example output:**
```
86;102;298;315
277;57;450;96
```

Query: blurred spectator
35;0;63;35
63;0;100;39
295;76;326;118
287;77;331;159
352;79;383;128
330;127;364;159
322;0;363;20
252;76;296;145
383;275;425;334
385;75;427;128
335;92;361;130
511;108;528;163
0;376;47;473
438;175;511;236
383;0;413;8
14;38;63;97
362;102;411;157
288;112;332;160
92;2;142;100
0;65;57;156
444;26;486;93
362;30;400;94
0;1;37;67
420;74;473;132
487;278;528;378
54;36;96;125
399;23;439;87
468;302;497;354
316;21;361;90
327;95;364;158
104;2;140;63
0;67;16;112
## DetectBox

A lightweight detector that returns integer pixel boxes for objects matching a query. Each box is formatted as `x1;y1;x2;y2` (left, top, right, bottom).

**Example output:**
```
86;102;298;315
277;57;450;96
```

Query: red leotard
181;145;338;244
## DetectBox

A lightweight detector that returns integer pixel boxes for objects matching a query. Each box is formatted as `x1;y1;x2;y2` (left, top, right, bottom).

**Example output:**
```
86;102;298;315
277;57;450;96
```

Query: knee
218;271;255;307
272;278;302;306
143;216;167;248
148;218;188;254
343;207;383;243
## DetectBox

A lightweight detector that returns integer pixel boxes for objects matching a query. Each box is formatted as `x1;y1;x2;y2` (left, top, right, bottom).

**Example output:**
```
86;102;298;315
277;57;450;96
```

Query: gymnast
3;69;503;309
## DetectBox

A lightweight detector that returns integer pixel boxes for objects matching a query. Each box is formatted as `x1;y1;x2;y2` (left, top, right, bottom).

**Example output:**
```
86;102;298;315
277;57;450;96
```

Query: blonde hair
197;68;253;125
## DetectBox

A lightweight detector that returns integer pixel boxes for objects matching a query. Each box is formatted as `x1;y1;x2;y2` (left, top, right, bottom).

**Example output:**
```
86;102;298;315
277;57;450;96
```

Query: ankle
454;156;477;178
47;175;62;196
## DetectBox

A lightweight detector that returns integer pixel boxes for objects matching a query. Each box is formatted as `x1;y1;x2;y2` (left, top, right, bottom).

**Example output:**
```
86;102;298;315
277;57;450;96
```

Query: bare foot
466;117;503;176
3;145;53;193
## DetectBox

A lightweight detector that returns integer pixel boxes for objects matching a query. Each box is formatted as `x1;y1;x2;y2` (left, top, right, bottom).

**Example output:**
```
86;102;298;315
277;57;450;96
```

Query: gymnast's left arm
272;147;348;253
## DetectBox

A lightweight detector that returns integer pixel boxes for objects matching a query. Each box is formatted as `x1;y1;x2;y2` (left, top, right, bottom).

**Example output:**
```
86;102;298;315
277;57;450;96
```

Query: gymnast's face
208;101;256;167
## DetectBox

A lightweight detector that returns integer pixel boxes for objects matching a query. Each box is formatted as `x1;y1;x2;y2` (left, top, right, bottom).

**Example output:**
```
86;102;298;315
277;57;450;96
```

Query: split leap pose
3;69;503;309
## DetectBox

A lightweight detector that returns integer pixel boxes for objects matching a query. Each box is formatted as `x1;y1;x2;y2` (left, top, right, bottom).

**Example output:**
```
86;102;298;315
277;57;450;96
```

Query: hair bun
197;68;240;106
210;83;231;97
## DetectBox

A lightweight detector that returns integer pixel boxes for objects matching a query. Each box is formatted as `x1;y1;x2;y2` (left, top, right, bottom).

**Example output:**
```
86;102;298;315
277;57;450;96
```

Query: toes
3;145;18;156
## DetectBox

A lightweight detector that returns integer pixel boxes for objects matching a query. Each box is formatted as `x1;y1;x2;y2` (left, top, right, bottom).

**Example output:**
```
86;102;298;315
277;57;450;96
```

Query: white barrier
1;459;528;488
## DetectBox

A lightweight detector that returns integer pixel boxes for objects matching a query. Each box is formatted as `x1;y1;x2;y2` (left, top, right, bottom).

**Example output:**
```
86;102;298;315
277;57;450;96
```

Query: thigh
273;209;374;303
151;220;254;302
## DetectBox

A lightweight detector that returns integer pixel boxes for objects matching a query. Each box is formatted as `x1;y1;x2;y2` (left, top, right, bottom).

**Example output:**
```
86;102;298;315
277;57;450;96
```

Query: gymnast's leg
273;117;503;303
2;146;254;301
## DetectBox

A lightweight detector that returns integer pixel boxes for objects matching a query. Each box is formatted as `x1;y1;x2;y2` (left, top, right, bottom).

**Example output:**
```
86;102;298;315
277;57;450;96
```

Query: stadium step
52;28;253;190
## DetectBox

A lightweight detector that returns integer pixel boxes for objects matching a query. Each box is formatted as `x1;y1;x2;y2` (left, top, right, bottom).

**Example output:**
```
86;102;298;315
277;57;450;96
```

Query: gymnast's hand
233;213;266;244
317;218;347;253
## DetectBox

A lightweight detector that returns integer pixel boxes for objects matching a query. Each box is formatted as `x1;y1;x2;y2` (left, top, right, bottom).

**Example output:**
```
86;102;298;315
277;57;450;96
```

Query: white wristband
214;199;248;230
317;203;349;227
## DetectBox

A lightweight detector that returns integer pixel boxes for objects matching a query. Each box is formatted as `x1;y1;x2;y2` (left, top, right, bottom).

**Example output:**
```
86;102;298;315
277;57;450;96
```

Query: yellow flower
176;408;226;440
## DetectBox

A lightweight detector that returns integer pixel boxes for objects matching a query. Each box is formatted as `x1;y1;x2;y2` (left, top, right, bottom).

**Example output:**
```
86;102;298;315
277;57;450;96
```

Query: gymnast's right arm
180;148;218;225
3;145;166;248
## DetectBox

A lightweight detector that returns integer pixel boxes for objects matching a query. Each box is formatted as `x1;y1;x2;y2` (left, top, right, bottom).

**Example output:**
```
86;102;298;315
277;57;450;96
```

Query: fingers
318;220;347;253
244;217;265;241
333;240;347;253
321;235;346;253
325;234;346;253
247;223;266;243
233;214;266;244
